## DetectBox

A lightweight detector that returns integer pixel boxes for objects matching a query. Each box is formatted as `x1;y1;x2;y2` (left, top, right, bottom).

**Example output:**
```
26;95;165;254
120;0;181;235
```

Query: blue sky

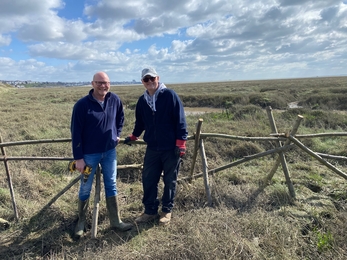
0;0;347;83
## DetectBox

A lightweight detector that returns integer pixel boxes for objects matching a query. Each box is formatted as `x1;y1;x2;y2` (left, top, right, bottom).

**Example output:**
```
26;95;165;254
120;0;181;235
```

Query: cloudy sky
0;0;346;83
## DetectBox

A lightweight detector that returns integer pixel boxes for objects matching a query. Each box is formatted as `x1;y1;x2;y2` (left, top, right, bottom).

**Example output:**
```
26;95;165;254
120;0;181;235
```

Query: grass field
1;77;347;259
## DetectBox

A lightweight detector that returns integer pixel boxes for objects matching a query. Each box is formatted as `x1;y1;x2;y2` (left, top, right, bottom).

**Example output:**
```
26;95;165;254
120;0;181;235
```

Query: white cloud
0;35;11;46
0;0;63;16
0;0;346;82
17;13;65;42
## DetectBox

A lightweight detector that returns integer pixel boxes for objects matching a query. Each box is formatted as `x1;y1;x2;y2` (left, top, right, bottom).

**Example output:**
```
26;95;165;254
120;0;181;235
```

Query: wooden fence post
91;164;101;238
289;135;347;180
199;135;213;206
263;114;304;198
179;144;294;183
189;119;203;182
0;135;19;221
40;175;80;213
266;106;295;198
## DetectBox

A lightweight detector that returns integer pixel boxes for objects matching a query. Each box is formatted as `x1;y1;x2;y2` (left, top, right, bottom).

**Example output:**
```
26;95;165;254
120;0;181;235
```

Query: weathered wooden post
40;175;80;213
187;119;212;205
266;106;295;198
189;119;203;182
263;113;304;198
0;135;19;221
199;135;213;206
91;164;101;238
289;135;347;180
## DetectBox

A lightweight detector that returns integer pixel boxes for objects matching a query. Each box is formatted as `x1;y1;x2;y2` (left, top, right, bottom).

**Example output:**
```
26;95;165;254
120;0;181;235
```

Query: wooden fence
1;106;347;237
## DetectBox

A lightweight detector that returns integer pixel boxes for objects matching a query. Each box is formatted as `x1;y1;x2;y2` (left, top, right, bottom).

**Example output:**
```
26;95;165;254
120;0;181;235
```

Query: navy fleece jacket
132;88;188;151
71;89;124;160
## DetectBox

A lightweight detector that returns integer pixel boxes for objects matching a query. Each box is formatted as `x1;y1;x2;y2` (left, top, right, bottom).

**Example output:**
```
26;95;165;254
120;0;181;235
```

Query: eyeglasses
143;76;156;82
94;81;110;86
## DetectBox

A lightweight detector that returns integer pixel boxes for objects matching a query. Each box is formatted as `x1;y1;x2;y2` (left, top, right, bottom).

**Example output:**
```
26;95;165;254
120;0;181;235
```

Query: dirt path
287;101;302;109
184;107;222;115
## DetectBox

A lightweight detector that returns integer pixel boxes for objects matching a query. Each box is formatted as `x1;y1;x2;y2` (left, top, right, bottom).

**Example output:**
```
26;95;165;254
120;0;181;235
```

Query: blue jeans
78;148;118;201
142;147;180;215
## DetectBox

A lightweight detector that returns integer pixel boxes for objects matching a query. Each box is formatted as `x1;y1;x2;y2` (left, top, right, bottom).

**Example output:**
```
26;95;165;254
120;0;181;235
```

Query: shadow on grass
213;182;294;213
0;206;156;259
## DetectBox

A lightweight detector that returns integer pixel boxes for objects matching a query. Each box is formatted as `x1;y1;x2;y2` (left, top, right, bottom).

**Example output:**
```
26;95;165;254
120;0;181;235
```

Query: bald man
71;71;132;237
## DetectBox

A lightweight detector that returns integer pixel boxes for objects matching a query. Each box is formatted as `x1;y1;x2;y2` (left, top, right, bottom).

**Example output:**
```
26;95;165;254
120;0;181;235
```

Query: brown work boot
135;213;158;223
159;212;172;226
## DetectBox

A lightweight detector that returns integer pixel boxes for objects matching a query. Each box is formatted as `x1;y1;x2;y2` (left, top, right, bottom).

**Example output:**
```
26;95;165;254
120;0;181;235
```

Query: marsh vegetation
0;77;347;259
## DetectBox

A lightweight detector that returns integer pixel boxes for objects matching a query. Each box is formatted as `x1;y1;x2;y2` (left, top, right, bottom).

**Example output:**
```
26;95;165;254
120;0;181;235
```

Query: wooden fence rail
1;106;347;236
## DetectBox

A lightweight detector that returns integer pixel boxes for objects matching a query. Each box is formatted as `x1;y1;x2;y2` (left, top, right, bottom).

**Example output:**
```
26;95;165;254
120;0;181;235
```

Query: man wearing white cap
124;67;188;226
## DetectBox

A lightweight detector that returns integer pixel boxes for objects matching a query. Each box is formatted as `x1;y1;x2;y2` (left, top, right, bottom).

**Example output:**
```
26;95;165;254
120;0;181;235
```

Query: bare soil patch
184;107;222;115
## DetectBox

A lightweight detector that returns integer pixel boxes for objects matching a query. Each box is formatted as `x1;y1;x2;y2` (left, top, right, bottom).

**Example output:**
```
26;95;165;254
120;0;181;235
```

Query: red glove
175;139;186;157
124;134;138;145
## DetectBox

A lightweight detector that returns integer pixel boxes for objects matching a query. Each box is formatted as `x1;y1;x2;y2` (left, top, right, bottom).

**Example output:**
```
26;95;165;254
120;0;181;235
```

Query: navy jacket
71;89;124;160
132;87;188;151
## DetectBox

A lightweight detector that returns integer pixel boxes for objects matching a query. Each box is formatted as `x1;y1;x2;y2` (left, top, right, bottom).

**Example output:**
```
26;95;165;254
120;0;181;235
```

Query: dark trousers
142;147;180;215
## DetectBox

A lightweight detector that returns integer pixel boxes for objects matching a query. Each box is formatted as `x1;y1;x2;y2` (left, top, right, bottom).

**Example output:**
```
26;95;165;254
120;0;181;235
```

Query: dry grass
1;77;347;259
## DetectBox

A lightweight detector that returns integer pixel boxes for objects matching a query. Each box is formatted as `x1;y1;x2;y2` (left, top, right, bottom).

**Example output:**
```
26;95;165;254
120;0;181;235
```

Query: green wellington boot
106;196;133;231
75;199;89;237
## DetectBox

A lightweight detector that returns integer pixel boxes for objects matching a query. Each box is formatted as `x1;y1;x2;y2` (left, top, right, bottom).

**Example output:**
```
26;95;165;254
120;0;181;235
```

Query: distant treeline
2;80;141;88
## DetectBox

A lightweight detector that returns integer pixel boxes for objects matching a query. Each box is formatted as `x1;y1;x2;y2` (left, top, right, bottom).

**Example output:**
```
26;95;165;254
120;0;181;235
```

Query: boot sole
135;216;158;223
114;227;133;231
113;224;133;231
135;218;157;223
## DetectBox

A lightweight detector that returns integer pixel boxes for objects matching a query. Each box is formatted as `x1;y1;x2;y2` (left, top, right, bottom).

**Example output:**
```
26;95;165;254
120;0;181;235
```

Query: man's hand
175;139;186;157
75;158;86;173
124;134;138;146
